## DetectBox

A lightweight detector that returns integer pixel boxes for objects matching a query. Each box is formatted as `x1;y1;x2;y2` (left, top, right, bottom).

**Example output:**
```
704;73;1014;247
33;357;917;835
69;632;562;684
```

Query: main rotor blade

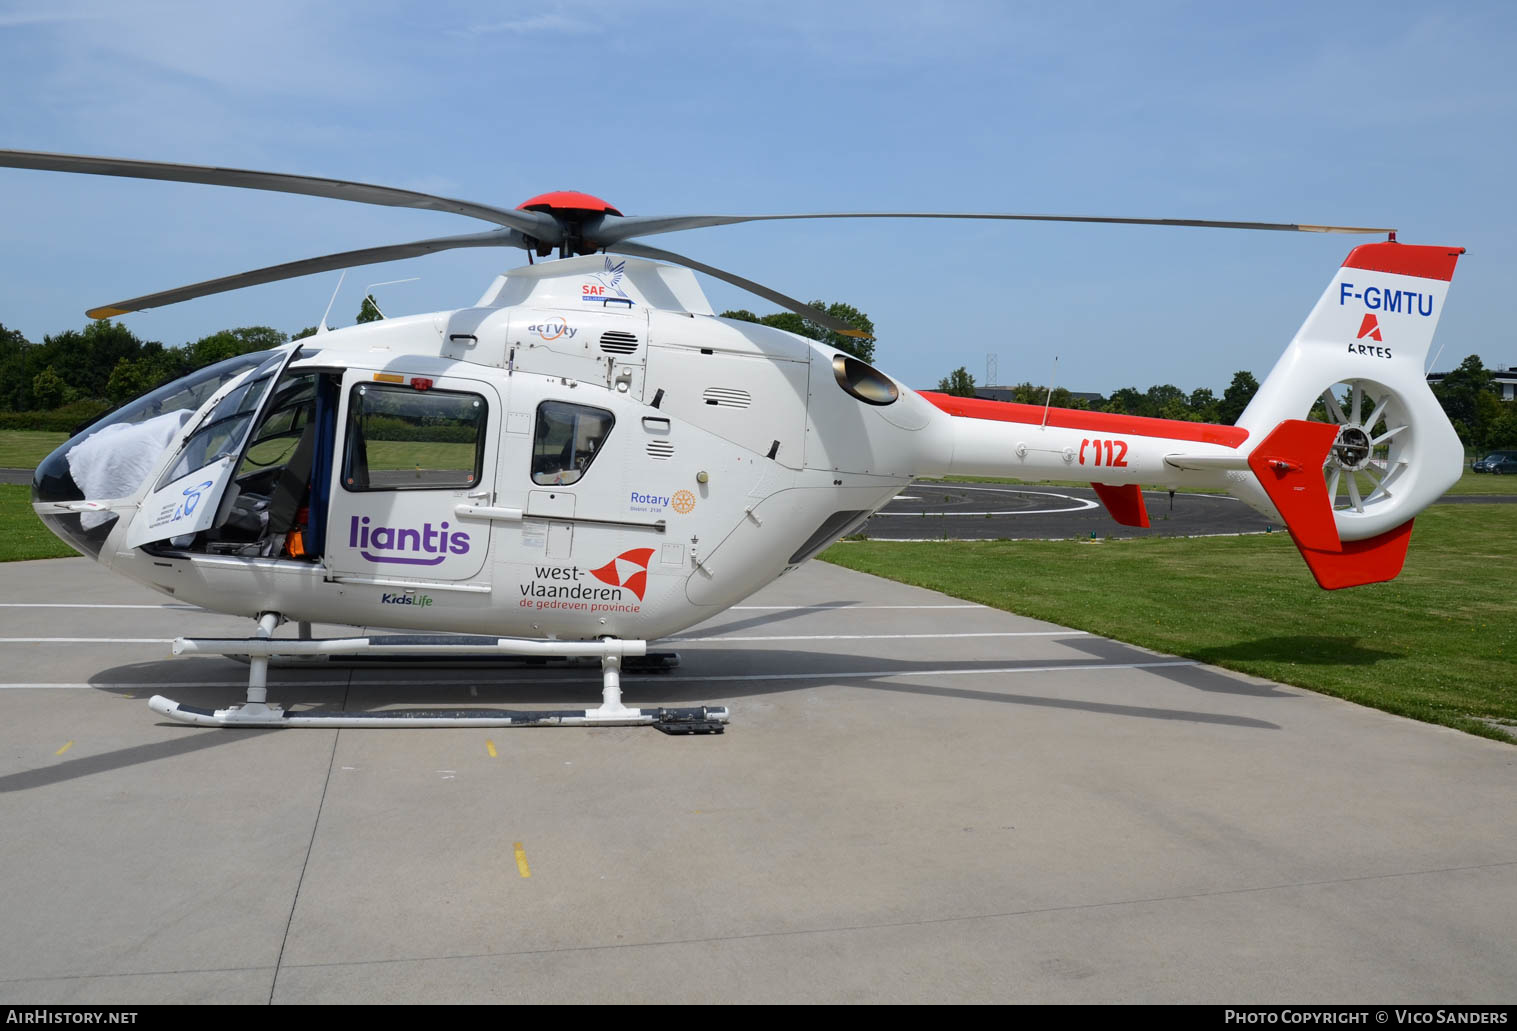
610;241;872;339
86;229;525;318
0;149;561;242
591;212;1395;247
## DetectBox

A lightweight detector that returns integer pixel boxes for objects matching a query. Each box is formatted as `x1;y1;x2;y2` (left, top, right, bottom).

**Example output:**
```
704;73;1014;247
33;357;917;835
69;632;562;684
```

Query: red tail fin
1293;520;1416;590
1090;483;1150;528
1247;420;1340;552
1247;419;1416;589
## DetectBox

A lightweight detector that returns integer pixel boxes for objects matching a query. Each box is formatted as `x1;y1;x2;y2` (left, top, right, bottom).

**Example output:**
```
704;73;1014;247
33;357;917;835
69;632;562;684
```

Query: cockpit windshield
87;350;276;445
31;348;281;556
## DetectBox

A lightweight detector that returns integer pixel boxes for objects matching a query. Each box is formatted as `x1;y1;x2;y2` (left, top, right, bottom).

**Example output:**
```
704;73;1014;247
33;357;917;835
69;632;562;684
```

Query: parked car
1472;450;1517;474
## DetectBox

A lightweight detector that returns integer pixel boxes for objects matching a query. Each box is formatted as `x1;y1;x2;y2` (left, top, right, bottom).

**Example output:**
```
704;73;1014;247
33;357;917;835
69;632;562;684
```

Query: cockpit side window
154;351;289;489
341;382;487;491
531;401;614;486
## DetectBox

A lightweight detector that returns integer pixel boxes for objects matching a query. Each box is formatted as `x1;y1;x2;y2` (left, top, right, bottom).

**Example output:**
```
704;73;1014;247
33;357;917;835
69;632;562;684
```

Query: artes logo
589;548;654;601
1357;314;1383;341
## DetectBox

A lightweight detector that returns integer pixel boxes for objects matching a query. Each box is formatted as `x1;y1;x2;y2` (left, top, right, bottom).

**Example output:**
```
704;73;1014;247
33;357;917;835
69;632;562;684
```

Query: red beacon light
409;377;433;391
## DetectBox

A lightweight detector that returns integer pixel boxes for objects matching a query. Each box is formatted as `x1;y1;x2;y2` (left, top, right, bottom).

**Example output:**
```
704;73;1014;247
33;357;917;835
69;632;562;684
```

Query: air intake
600;331;639;354
646;440;675;460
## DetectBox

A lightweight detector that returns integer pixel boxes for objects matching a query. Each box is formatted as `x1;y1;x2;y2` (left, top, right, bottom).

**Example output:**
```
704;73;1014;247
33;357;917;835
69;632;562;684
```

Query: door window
531;401;614;486
342;382;487;491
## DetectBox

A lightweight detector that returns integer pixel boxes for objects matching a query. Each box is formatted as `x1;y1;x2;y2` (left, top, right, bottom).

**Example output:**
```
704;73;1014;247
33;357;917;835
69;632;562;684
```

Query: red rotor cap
517;191;622;217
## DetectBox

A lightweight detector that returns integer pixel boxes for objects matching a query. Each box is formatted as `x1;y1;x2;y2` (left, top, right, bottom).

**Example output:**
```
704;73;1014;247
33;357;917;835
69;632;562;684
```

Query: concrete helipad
865;479;1273;540
0;557;1513;1004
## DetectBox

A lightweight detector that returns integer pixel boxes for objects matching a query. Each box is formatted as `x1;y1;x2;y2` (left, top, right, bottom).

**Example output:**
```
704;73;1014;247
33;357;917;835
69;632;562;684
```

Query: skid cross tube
150;625;725;731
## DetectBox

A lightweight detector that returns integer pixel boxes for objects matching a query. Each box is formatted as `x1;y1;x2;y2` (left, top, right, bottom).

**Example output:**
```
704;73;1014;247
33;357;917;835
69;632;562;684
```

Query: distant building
973;385;1104;405
1426;365;1517;402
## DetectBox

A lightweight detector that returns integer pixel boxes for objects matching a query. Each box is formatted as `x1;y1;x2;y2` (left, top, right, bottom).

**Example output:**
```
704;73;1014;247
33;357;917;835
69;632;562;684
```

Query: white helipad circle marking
880;486;1098;516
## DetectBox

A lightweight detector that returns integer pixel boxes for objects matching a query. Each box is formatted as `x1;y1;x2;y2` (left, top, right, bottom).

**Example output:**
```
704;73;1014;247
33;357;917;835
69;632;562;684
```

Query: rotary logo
671;489;696;514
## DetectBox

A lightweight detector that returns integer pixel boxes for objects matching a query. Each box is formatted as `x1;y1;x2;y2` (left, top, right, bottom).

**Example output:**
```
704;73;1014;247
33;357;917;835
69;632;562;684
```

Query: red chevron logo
589;548;655;601
1357;314;1383;341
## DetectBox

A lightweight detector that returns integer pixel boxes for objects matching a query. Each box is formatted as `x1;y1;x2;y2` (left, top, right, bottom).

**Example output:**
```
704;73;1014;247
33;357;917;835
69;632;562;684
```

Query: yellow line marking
513;842;531;878
55;740;73;756
486;739;497;758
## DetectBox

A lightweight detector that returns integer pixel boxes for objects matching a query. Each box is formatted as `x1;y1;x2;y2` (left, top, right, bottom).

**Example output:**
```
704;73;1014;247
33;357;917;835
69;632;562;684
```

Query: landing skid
148;697;727;732
150;614;725;733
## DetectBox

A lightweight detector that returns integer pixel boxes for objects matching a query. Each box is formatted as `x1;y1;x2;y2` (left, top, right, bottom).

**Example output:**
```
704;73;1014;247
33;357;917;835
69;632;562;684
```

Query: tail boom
919;392;1254;498
915;239;1464;591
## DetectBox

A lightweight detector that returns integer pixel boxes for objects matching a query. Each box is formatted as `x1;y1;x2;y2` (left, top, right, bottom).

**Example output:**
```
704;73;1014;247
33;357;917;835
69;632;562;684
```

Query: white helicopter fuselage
65;256;967;642
38;242;1464;651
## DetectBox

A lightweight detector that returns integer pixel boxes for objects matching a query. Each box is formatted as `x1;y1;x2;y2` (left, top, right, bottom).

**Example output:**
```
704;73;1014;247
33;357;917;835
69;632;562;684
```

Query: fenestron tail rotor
0;146;1397;337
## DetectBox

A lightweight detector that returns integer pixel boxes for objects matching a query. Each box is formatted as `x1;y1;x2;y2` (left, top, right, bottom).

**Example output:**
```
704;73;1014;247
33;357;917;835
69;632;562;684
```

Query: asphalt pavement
0;557;1512;1003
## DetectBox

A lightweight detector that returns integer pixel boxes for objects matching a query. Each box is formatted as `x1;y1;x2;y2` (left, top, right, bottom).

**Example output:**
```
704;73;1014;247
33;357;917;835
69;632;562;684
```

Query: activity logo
528;316;577;341
350;515;471;566
671;490;696;514
582;257;632;307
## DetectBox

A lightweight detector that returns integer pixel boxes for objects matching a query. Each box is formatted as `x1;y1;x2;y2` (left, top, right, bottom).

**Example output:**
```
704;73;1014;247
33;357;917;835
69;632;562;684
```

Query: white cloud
461;12;595;36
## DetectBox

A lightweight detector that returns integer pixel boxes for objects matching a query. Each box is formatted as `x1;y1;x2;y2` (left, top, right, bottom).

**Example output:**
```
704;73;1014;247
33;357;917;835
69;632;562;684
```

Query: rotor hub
516;190;622;218
516;192;621;257
1331;425;1373;470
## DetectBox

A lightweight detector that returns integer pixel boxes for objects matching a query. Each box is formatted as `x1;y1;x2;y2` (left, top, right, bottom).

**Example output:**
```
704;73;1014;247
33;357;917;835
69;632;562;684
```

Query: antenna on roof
363;277;421;321
1041;356;1060;429
318;270;347;334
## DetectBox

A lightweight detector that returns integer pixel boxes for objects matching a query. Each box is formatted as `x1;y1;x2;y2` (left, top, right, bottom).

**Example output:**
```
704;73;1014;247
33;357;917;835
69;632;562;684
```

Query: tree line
4;299;1512;453
936;361;1517;451
1;297;868;431
935;366;1261;424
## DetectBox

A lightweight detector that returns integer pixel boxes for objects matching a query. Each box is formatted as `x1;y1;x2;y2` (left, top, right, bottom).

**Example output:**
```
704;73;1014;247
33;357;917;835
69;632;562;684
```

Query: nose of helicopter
30;347;280;558
32;436;81;505
32;429;114;557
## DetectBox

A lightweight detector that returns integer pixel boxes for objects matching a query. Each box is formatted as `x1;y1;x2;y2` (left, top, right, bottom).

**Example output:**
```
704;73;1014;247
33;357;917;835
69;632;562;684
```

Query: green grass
822;503;1517;743
0;431;67;469
1445;468;1517;494
364;440;477;471
0;485;77;561
245;436;475;475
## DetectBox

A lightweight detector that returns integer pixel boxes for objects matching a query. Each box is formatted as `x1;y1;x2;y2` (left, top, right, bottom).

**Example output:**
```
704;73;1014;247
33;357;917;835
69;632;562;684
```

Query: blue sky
1;0;1512;394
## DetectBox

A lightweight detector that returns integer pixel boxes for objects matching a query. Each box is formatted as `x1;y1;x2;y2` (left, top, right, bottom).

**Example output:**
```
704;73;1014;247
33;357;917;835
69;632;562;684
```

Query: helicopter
3;149;1466;731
